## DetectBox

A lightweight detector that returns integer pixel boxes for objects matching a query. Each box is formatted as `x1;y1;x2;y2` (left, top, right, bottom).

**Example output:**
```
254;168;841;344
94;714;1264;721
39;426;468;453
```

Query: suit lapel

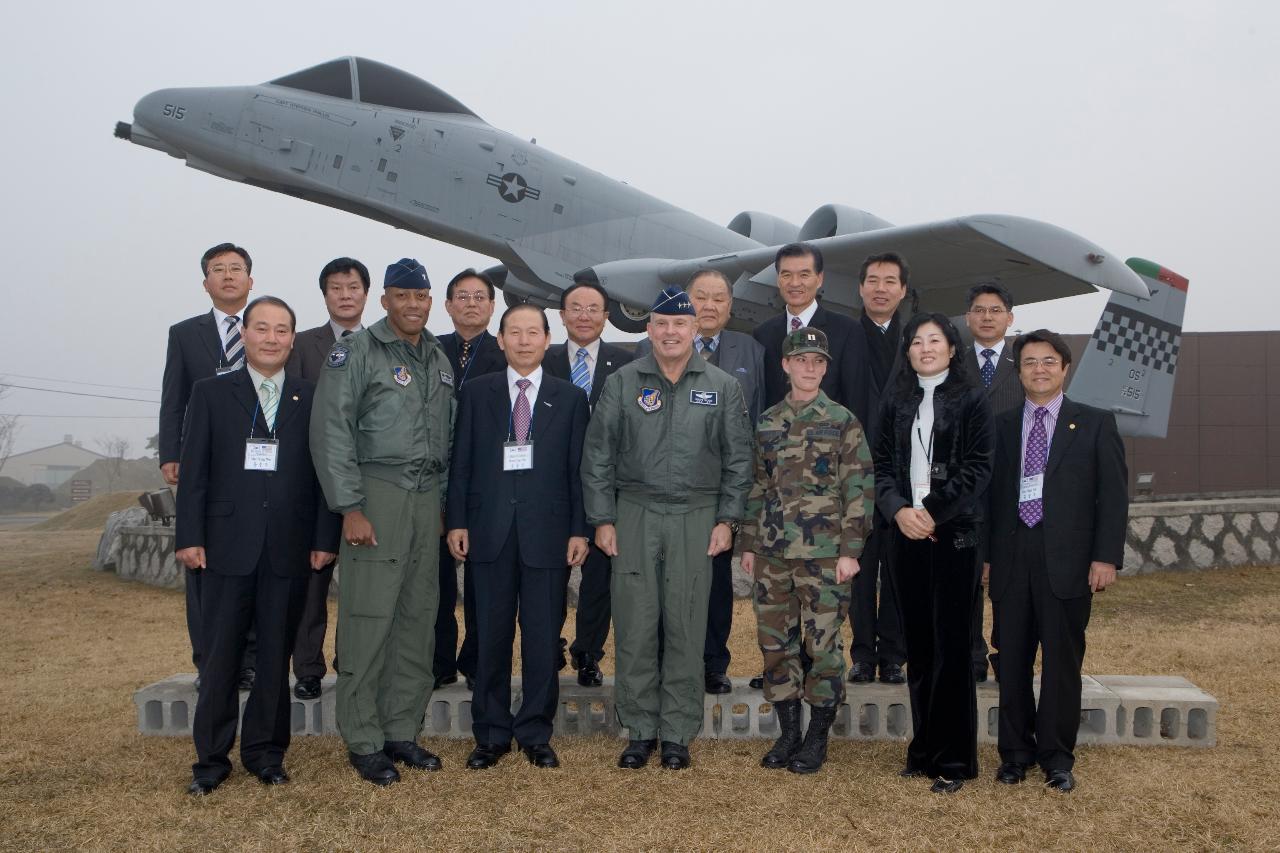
530;379;562;441
1000;407;1023;482
274;376;303;432
489;376;511;437
1045;398;1080;477
198;311;224;367
229;369;263;431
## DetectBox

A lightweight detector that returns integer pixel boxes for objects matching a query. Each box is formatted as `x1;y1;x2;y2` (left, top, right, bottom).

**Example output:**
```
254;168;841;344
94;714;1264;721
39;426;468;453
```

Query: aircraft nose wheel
608;300;649;333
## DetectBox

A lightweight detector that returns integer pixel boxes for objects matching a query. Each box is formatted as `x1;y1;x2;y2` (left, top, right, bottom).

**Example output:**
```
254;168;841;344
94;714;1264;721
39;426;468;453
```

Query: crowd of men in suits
162;239;1126;795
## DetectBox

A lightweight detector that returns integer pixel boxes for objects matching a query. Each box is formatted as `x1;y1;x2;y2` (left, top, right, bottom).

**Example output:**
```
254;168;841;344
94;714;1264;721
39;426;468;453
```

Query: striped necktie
224;315;243;366
570;347;592;397
259;379;278;430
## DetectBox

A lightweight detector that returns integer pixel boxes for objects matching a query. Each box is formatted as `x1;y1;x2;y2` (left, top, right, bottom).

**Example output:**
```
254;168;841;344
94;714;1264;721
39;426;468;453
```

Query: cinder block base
134;673;1217;747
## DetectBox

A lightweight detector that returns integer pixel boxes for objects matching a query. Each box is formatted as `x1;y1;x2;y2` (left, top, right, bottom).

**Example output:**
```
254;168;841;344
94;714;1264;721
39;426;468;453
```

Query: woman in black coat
874;313;994;793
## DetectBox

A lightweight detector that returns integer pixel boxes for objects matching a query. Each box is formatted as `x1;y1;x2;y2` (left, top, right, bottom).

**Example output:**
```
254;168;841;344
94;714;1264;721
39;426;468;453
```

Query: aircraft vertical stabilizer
1067;258;1189;439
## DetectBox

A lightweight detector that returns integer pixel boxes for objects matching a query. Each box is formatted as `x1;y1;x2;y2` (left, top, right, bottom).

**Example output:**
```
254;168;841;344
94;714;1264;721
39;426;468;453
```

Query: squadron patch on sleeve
326;345;350;369
439;370;454;387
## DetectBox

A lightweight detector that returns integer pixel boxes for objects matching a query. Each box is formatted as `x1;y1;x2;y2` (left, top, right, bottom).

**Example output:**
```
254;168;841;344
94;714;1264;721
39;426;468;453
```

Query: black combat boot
760;699;803;769
787;705;837;774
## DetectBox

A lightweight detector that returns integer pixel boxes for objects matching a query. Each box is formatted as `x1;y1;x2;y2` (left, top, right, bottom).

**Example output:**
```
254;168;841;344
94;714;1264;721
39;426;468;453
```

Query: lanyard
914;410;934;464
457;335;483;387
248;398;277;440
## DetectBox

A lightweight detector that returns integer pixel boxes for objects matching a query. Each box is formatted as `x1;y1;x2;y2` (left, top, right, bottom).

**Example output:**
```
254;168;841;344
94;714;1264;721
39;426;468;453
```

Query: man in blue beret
581;286;753;770
311;258;457;785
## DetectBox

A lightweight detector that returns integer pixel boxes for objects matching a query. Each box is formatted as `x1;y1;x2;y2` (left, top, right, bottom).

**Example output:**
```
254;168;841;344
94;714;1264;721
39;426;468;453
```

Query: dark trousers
561;542;612;662
433;536;477;680
703;548;733;674
185;568;256;675
850;527;906;666
894;528;980;781
191;552;305;783
970;582;1001;667
997;523;1092;772
291;560;335;680
472;528;568;746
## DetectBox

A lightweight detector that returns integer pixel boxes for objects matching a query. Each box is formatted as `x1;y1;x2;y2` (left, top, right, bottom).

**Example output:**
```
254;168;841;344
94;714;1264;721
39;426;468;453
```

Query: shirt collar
567;337;601;363
975;339;1005;359
507;365;543;393
246;363;286;392
786;301;819;329
697;331;723;350
1024;392;1064;417
211;305;242;337
330;319;362;340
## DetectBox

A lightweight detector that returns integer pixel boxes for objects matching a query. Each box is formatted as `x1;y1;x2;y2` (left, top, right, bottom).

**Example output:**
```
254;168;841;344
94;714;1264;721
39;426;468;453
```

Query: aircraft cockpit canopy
267;57;481;119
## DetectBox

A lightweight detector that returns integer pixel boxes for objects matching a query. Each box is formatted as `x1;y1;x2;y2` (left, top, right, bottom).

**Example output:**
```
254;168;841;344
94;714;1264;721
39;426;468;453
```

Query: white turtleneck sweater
910;369;949;509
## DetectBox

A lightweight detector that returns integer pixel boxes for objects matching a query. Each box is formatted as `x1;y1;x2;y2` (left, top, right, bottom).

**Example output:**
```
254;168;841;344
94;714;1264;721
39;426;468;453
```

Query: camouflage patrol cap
783;326;830;358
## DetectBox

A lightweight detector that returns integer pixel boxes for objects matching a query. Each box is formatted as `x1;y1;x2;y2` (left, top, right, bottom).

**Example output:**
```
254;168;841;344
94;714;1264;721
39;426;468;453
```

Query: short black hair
967;282;1013;310
773;242;823;274
1012;329;1073;368
561;280;609;308
499;303;549;334
319;257;370;293
686;269;732;292
242;295;296;331
201;243;252;277
446;268;496;300
859;252;909;287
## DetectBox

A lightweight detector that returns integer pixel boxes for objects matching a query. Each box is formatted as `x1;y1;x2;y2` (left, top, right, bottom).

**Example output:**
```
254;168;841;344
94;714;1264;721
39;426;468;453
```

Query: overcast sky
2;0;1276;457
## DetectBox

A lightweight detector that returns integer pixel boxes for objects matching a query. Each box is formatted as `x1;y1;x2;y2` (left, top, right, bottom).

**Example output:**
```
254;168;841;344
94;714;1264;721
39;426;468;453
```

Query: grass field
1;528;1277;852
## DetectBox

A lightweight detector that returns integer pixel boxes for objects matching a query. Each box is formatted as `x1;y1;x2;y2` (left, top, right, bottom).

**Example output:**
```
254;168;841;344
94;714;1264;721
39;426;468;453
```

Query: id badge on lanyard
1019;473;1044;502
503;441;534;471
245;438;279;471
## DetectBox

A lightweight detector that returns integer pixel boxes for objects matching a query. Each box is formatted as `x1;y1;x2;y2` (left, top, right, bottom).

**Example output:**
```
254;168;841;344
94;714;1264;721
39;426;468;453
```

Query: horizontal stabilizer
1067;258;1189;439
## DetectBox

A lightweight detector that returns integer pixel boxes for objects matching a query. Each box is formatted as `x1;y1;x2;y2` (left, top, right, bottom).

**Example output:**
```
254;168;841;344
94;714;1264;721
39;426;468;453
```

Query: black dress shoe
704;672;732;695
293;676;321;700
930;777;964;794
575;654;604;687
557;638;568;672
848;662;875;683
466;742;511;770
384;740;442;771
748;674;765;690
618;738;658;769
660;741;691;770
1044;768;1076;792
973;663;989;683
434;673;458;689
193;675;201;690
995;761;1029;784
988;652;1000;683
236;668;256;691
878;663;906;684
348;751;400;786
899;764;929;778
187;777;222;796
255;765;289;785
521;743;560;768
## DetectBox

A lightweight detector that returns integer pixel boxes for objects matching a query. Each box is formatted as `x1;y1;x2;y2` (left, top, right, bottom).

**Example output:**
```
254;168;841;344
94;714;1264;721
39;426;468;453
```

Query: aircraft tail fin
1066;258;1189;439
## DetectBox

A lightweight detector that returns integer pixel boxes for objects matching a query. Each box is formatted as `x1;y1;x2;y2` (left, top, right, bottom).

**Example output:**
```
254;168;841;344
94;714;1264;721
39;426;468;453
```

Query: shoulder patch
326;345;350;369
439;370;454;387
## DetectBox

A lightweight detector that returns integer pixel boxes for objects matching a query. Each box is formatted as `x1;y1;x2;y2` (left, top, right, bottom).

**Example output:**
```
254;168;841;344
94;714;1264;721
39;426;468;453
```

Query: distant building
0;435;103;487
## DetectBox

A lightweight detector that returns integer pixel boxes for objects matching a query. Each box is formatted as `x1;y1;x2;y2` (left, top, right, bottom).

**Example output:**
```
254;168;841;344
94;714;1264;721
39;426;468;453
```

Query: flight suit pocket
342;553;403;619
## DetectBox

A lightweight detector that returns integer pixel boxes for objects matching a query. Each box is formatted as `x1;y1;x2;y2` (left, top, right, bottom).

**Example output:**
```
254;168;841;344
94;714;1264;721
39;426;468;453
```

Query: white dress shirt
506;365;544;409
785;301;820;331
330;319;363;340
566;337;601;381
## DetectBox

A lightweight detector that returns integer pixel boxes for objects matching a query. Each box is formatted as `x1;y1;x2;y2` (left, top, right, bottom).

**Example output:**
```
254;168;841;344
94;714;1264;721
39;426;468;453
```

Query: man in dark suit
175;296;341;795
963;283;1024;683
432;269;507;690
637;270;765;693
446;304;590;770
160;242;257;687
986;329;1127;793
284;257;369;700
544;279;634;686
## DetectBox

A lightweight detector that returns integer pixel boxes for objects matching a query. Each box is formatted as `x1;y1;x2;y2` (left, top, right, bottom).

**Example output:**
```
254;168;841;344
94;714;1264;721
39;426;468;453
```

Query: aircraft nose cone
134;88;188;125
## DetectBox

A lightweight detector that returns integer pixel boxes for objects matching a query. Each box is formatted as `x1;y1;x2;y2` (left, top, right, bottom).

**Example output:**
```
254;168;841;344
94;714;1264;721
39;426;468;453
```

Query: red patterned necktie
514;378;532;445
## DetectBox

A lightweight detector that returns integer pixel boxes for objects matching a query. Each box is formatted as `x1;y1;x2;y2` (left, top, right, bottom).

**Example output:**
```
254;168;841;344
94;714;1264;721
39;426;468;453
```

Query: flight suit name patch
439;371;454;387
690;390;718;406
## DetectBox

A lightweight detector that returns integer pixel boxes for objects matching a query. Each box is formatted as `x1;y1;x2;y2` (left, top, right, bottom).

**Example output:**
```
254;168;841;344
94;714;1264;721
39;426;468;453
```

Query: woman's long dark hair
887;312;971;403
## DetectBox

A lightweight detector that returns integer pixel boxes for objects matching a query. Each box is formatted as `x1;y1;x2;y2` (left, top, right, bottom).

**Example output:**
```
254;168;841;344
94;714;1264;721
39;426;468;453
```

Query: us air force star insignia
326;346;349;368
637;388;662;413
690;390;718;406
439;371;454;387
485;171;542;204
393;366;412;387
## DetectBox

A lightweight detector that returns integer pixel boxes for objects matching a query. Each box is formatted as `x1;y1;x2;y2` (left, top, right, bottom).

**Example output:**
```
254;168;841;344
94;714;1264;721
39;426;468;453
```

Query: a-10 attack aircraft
117;57;1188;438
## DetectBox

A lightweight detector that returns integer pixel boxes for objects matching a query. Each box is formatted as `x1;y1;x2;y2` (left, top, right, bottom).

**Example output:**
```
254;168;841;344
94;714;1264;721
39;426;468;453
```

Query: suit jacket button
263;501;268;508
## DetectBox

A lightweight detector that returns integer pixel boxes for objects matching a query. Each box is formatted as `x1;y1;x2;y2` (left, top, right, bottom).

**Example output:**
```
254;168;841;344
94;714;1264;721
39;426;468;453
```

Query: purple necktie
790;316;801;332
1018;407;1049;527
513;379;532;445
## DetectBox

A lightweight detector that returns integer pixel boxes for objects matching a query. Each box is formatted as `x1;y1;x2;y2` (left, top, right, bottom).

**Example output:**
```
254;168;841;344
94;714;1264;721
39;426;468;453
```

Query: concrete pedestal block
1093;675;1218;747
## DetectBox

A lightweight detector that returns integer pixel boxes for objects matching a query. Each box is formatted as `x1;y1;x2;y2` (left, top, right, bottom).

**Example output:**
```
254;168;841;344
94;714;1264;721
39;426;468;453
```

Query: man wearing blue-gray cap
581;285;752;770
311;258;456;785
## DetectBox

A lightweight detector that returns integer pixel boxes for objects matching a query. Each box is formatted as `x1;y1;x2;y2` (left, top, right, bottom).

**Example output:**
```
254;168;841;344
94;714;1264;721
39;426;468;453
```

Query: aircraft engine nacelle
727;211;801;246
799;204;895;240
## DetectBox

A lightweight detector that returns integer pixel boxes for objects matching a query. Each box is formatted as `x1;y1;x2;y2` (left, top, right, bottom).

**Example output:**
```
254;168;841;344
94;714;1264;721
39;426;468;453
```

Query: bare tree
0;382;19;475
96;435;131;494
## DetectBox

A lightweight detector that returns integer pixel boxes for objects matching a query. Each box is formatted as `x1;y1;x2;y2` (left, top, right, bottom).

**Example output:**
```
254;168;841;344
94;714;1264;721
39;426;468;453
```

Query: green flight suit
582;352;752;744
310;317;455;755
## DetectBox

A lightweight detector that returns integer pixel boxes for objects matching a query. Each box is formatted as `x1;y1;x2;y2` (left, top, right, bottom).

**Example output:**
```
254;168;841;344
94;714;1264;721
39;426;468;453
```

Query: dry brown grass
0;529;1277;852
28;492;144;531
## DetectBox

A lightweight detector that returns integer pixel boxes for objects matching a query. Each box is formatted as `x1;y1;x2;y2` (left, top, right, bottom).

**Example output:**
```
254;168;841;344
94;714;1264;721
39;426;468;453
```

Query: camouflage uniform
738;389;874;707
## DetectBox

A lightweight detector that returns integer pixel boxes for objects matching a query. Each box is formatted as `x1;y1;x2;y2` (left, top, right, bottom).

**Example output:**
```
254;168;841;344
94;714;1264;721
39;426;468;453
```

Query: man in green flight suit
738;326;874;774
582;285;752;771
310;258;456;786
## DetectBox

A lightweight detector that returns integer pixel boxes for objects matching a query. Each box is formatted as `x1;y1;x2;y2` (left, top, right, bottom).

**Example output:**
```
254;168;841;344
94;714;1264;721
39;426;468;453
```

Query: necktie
700;336;719;367
790;316;801;332
980;348;996;388
259;379;278;431
570;347;592;397
513;378;532;445
1018;407;1049;527
224;315;243;366
459;339;472;370
341;329;353;338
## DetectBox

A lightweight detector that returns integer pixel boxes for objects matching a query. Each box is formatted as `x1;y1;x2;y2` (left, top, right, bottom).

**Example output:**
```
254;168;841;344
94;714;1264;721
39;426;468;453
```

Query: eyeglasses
1021;357;1062;369
450;292;490;304
564;306;603;317
207;264;246;276
967;306;1008;316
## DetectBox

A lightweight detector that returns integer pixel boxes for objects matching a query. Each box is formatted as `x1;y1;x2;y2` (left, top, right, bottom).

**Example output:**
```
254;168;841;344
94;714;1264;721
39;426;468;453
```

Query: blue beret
384;258;430;290
649;286;695;316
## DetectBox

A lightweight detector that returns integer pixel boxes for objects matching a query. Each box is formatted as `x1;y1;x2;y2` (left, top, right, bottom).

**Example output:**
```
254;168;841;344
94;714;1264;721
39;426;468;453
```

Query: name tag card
216;365;239;376
1019;473;1044;502
245;438;279;471
912;484;930;509
503;441;533;471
